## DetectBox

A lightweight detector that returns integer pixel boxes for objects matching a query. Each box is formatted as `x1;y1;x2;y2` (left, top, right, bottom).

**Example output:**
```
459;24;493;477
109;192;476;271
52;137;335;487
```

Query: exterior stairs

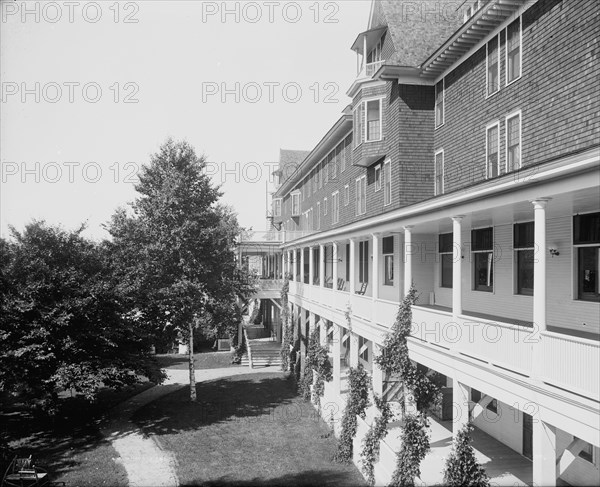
241;337;282;368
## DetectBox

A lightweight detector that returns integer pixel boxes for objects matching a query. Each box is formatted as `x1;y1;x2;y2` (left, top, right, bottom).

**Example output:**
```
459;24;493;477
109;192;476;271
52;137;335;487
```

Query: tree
0;221;163;411
443;423;490;487
390;413;430;487
108;139;255;401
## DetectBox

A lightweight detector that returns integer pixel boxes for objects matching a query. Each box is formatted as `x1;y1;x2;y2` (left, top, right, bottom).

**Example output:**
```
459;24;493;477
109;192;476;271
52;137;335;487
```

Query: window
435;78;444;127
486;123;500;178
273;198;282;217
291;191;301;217
316;202;321;230
366;99;382;141
471;388;481;403
383;159;391;206
439;233;453;288
435;150;444;195
506;18;521;84
383;236;394;286
577;439;596;464
332;191;340;224
472;227;494;292
332;146;339;180
506;112;521;173
312;169;317;192
318;163;323;189
307;177;311;198
514;222;534;296
487;398;498;414
574;213;600;301
359;240;369;283
344;184;350;206
374;165;382;192
354;103;363;147
324;157;329;185
487;35;499;96
345;243;350;281
305;208;313;231
358;336;369;362
356;176;366;215
341;142;347;172
323;197;328;216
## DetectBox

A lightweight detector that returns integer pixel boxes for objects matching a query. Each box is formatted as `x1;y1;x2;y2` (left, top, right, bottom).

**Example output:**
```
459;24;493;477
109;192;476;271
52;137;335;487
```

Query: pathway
101;366;282;487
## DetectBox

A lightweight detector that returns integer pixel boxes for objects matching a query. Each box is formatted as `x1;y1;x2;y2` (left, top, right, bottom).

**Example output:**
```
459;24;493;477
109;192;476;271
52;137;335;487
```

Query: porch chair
337;278;345;291
355;282;368;295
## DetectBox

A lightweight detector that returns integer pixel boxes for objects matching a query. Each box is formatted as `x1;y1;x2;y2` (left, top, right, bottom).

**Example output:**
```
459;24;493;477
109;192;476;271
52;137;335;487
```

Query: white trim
356;175;367;216
324;197;328;216
332;191;340;225
374;164;382;192
383;158;391;206
486;33;501;98
435;149;445;196
435;77;445;129
485;120;501;179
344;184;350;206
505;109;522;173
505;16;523;87
353;103;363;148
364;97;384;143
316;201;321;230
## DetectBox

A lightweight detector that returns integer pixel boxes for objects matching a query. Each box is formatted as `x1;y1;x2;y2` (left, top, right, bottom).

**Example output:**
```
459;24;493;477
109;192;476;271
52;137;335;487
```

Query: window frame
344;184;350;206
323;197;328;216
486;121;500;179
435;77;444;128
374;164;382;192
273;198;282;217
486;33;500;97
316;201;321;230
513;221;534;296
291;191;301;217
472;227;494;293
332;191;340;224
354;103;364;148
435;149;444;196
359;240;369;284
382;236;394;286
365;98;383;142
439;233;453;289
383;158;391;206
355;175;367;216
505;110;522;173
574;212;600;302
505;16;522;86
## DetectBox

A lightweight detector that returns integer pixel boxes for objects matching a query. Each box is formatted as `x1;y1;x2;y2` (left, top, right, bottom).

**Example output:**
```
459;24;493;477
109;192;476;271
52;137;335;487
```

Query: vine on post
359;395;393;486
389;413;431;487
333;364;371;463
299;327;333;406
279;276;294;372
443;423;490;487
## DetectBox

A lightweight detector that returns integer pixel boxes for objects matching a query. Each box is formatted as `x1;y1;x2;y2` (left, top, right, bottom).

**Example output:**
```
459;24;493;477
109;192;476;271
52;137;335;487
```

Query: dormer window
351;26;386;78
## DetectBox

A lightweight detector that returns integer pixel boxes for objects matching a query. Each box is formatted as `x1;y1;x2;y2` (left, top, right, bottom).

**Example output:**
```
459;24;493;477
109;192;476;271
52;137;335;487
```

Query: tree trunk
188;322;196;402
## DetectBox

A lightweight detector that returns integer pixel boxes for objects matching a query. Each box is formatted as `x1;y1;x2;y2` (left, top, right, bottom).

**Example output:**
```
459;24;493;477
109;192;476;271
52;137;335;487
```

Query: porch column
309;246;314;286
300;247;305;283
349;238;357;294
532;199;549;379
319;319;327;347
452;380;469;437
300;309;307;375
349;332;359;368
333;323;342;394
372;233;380;301
533;420;557;487
292;249;297;281
319;244;325;287
332;242;339;289
452;216;464;316
403;226;413;296
309;312;316;342
372;343;384;397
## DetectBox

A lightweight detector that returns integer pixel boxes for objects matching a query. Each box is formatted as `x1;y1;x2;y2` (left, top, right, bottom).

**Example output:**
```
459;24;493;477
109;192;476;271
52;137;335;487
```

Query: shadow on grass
155;351;240;371
184;469;363;486
133;374;301;433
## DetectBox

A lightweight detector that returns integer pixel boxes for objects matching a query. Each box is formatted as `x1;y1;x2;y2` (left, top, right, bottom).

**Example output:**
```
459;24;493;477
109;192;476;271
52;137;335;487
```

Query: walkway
100;367;280;487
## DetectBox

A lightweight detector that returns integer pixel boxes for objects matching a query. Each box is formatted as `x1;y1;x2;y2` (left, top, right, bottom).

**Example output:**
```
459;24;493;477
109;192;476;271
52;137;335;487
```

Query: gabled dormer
351;26;387;80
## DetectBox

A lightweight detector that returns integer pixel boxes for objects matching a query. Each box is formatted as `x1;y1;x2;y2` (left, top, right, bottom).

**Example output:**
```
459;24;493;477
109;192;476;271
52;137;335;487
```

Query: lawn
1;382;153;486
132;373;366;486
155;350;240;370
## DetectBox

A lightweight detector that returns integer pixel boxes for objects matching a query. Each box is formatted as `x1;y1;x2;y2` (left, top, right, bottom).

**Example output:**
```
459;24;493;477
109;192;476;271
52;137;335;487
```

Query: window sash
487;124;499;178
574;213;600;244
507;19;521;82
472;227;493;251
435;151;444;195
507;114;521;172
578;247;600;301
441;253;453;288
439;233;453;253
514;222;534;248
382;236;394;255
359;241;369;283
344;185;350;206
384;161;391;205
384;255;394;286
354;104;363;147
435;79;444;127
516;249;534;295
474;252;494;291
487;36;499;95
366;100;381;141
374;165;382;191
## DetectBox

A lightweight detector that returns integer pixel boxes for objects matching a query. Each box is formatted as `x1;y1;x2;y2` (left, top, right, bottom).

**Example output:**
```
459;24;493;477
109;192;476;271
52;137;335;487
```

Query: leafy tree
443;423;490;487
0;221;162;411
390;413;430;487
107;139;255;401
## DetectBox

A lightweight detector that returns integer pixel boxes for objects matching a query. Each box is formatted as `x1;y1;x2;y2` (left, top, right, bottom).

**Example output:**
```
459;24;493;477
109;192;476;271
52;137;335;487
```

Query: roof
377;0;467;67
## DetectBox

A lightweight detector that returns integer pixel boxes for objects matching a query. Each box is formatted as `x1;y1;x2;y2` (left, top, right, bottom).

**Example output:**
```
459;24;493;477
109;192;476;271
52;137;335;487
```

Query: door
523;412;533;460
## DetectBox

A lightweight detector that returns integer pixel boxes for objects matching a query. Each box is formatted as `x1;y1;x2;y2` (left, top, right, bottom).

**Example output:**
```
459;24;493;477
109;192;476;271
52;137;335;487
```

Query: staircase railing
243;327;253;369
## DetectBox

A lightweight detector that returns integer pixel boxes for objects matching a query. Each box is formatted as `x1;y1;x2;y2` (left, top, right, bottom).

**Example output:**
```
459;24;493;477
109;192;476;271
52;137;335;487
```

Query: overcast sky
0;0;370;240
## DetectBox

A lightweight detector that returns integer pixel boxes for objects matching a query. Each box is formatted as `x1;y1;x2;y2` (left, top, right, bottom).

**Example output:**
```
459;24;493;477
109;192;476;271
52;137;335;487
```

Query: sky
0;0;371;240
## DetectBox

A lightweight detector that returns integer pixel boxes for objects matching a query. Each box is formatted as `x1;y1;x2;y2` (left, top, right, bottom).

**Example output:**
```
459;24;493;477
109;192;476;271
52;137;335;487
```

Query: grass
1;382;153;486
155;350;240;370
132;373;366;486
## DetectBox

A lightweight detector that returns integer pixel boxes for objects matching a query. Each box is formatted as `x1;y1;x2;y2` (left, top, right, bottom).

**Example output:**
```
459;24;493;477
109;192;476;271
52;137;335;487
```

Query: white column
332;242;339;288
372;233;380;301
372;343;384;397
333;323;342;394
292;249;297;281
533;420;557;487
452;380;470;437
309;312;316;340
532;199;549;331
300;309;307;374
309;246;314;286
319;319;327;347
300;247;305;283
349;238;357;294
403;226;413;296
452;216;464;316
319;244;325;287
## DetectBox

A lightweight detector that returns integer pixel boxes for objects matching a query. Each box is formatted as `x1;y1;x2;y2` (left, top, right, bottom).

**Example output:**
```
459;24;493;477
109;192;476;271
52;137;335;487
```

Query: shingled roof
278;149;310;183
376;0;467;67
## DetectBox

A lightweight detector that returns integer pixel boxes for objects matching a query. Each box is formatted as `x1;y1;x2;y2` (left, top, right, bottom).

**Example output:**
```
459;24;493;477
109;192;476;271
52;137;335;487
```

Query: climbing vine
359;395;393;486
374;286;442;412
299;327;333;406
333;364;371;463
443;423;490;487
389;412;431;487
279;276;294;372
